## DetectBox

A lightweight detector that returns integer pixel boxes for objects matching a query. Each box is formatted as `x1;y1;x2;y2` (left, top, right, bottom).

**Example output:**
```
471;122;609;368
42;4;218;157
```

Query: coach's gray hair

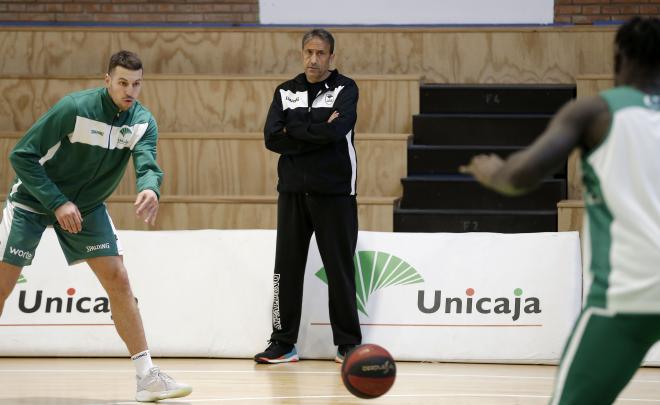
302;28;335;54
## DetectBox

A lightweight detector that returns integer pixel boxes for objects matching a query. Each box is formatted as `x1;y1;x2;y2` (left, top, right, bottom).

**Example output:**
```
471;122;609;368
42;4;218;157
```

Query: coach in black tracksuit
255;29;362;364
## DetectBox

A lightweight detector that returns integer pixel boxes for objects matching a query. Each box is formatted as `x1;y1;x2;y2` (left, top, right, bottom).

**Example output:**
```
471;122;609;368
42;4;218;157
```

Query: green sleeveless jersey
8;87;163;214
582;86;660;312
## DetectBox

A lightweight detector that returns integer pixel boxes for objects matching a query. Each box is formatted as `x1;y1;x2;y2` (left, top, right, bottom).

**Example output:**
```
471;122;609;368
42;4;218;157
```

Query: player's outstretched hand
459;154;504;187
135;189;159;226
55;202;83;234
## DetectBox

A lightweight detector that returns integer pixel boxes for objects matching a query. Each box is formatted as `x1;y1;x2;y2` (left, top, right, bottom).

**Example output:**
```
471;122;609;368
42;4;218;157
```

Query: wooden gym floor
0;358;660;404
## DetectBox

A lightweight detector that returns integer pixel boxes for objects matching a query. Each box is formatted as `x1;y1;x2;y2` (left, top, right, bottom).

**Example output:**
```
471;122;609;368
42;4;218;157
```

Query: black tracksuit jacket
263;69;358;195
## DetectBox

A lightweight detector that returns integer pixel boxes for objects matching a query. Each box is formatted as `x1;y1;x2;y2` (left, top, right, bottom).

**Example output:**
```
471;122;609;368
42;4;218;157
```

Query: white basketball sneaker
135;366;192;402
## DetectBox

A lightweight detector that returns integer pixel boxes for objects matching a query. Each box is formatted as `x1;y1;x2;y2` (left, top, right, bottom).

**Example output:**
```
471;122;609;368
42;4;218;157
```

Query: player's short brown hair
107;50;143;74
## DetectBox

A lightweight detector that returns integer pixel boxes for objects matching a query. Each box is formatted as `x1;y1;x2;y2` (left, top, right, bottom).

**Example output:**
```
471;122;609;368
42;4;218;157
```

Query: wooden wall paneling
0;76;418;134
105;195;395;231
574;33;616;77
0;31;111;76
116;134;406;197
121;31;424;77
0;78;101;132
354;134;407;197
110;136;278;197
119;31;303;76
0;192;395;231
567;75;613;199
106;196;279;231
138;76;277;133
356;78;418;133
0;135;18;194
576;75;614;98
420;30;615;83
160;135;275;196
557;199;584;238
0;30;302;76
567;149;583;200
333;32;425;76
356;197;395;232
0;28;616;82
3;132;407;199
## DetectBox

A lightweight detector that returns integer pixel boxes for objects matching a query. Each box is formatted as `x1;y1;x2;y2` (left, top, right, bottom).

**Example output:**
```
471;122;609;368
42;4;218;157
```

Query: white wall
259;0;554;25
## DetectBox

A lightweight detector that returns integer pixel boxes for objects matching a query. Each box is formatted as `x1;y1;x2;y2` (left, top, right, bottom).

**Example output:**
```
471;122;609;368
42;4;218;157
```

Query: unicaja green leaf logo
315;251;424;316
17;274;27;284
119;127;132;136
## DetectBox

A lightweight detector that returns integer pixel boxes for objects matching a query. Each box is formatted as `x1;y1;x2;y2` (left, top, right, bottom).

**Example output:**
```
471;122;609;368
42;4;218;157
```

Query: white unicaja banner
259;0;554;25
0;229;278;358
4;228;658;364
299;231;582;362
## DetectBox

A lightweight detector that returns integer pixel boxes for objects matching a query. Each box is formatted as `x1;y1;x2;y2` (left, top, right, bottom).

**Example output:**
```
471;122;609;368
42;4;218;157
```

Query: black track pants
270;192;362;346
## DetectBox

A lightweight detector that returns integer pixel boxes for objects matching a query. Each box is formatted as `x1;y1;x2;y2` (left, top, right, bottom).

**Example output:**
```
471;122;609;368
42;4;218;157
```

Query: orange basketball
340;344;396;399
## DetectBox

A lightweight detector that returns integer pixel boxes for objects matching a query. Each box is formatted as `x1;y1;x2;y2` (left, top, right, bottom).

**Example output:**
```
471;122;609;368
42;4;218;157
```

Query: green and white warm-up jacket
8;87;163;215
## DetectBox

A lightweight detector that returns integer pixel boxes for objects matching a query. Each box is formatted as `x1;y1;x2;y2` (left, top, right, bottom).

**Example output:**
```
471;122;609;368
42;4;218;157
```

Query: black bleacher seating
394;84;576;233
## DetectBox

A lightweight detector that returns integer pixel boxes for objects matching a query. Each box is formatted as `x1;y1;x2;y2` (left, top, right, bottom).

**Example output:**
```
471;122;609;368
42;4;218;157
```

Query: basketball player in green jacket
0;50;191;402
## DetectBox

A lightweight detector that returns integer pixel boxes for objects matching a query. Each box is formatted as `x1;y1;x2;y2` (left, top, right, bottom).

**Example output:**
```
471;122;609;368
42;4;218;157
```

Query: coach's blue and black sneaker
254;340;299;364
335;344;357;364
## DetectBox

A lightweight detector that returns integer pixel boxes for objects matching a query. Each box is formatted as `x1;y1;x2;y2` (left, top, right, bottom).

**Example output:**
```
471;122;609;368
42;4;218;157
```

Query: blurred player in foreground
461;16;660;405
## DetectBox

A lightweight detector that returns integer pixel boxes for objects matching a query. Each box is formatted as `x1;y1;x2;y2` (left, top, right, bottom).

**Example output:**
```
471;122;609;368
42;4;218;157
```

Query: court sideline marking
109;393;660;404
